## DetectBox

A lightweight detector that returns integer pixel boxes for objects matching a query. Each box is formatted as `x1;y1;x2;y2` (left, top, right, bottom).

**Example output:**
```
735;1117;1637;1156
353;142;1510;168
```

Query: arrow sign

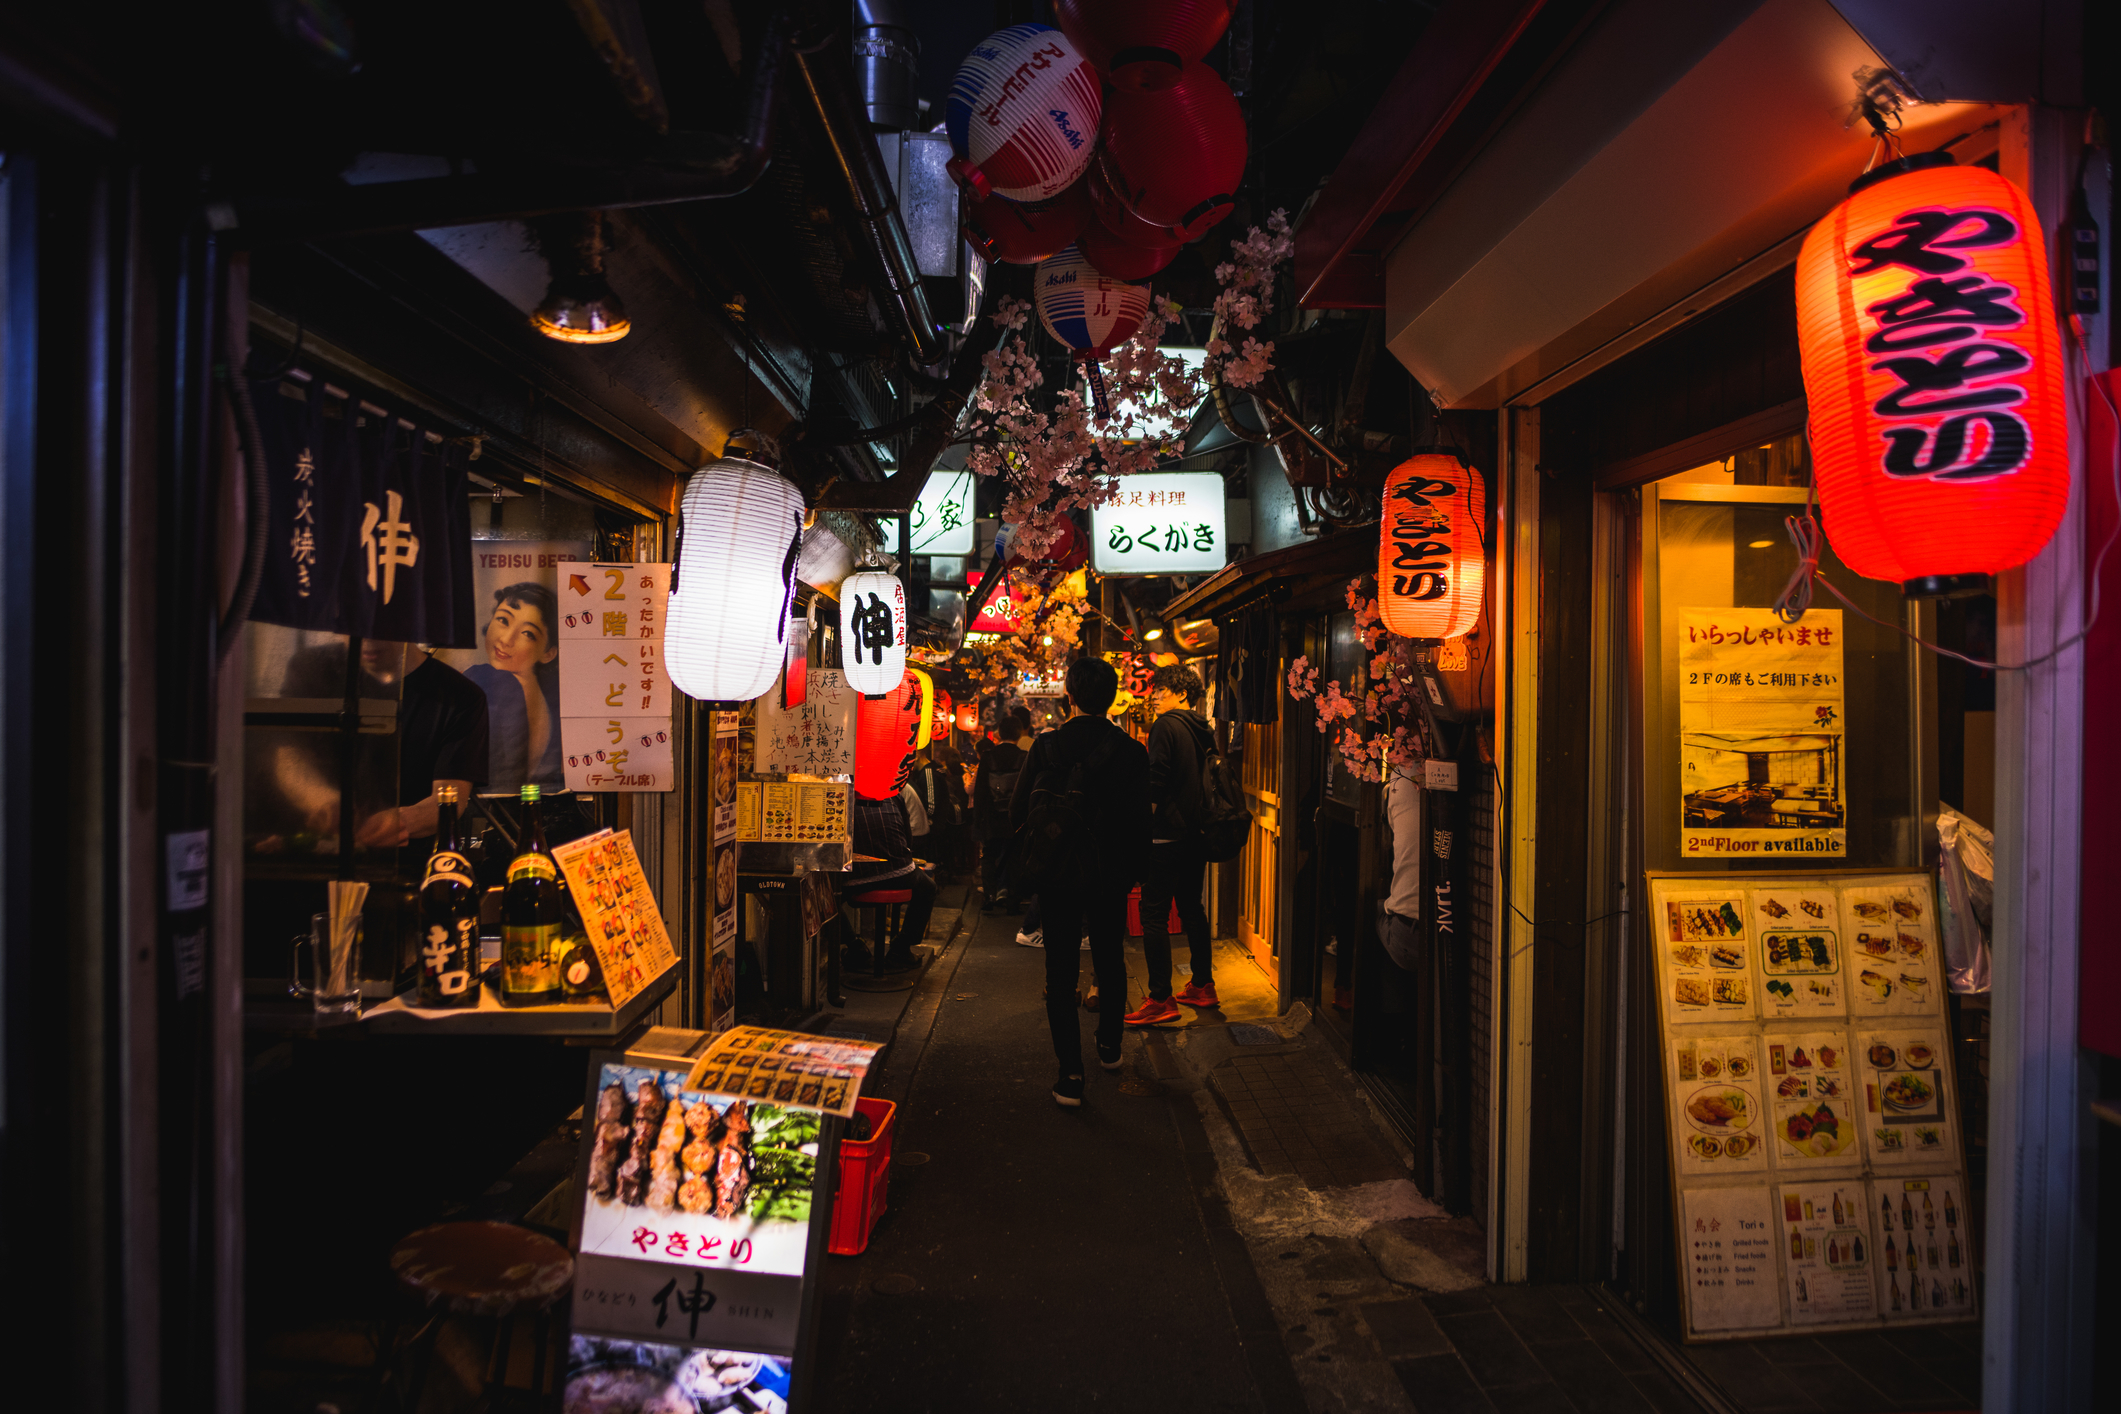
569;573;592;596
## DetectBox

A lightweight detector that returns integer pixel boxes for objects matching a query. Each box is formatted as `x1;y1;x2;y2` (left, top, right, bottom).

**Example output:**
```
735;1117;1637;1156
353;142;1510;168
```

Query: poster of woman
435;540;590;795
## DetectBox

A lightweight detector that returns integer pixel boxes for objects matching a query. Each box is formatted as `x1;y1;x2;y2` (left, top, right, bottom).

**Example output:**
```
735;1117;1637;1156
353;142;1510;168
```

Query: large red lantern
1055;0;1238;92
1094;60;1246;244
964;183;1088;266
1078;212;1180;280
854;670;925;800
1797;154;2067;594
1377;455;1485;640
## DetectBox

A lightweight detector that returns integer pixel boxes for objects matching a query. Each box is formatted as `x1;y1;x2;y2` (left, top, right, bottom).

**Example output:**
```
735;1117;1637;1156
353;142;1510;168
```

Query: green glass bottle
501;785;563;1005
417;787;481;1007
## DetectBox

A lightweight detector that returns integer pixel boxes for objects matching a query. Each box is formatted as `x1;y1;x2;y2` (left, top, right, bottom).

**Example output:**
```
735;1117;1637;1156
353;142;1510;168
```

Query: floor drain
1228;1023;1283;1046
873;1274;919;1295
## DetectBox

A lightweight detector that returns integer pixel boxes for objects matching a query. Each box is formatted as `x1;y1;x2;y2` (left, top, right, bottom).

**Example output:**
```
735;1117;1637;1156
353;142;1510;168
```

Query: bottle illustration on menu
1795;1274;1809;1303
1902;1192;1914;1230
1791;1228;1804;1259
1882;1194;1893;1228
1832;1192;1844;1225
1923;1192;1935;1229
1948;1229;1962;1268
1885;1236;1898;1271
1945;1190;1958;1228
1927;1237;1939;1269
1890;1275;1903;1311
1851;1234;1865;1264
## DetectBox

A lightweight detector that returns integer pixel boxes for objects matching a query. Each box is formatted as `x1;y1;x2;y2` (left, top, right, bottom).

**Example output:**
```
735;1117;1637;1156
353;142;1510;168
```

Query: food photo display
1766;1032;1861;1166
1841;884;1939;1019
1670;1035;1768;1173
1747;887;1844;1016
1661;894;1757;1020
564;1335;789;1414
1856;1028;1955;1166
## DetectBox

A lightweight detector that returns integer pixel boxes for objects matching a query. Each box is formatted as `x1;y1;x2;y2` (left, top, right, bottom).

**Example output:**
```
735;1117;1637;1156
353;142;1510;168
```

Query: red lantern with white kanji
1797;154;2068;594
1377;454;1485;640
854;669;925;800
1055;0;1238;92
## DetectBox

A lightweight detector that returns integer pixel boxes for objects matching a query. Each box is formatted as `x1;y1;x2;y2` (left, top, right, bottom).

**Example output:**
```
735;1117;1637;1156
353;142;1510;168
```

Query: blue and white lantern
946;24;1102;203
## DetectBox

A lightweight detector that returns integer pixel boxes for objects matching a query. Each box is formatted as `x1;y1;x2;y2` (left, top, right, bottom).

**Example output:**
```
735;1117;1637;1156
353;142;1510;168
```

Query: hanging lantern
1095;60;1246;244
945;24;1102;203
964;182;1089;265
910;668;937;750
956;699;981;733
1797;153;2068;595
1079;211;1181;280
1035;246;1152;419
1055;0;1238;92
1377;454;1486;640
838;569;907;696
854;670;925;800
932;687;955;739
666;455;806;704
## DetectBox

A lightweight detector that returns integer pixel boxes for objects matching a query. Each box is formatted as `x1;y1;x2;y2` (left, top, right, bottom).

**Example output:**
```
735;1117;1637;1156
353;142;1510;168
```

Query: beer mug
291;910;363;1016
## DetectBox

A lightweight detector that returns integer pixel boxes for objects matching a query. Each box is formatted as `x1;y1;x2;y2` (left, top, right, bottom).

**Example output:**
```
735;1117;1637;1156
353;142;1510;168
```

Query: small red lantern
1094;60;1246;244
1377;454;1485;640
932;688;955;738
1797;154;2068;594
854;670;925;800
956;700;981;733
964;183;1088;266
1055;0;1238;92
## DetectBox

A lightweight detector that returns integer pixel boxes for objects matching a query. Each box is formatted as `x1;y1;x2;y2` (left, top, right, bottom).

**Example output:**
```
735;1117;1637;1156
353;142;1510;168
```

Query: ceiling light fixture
530;211;631;345
1143;626;1164;641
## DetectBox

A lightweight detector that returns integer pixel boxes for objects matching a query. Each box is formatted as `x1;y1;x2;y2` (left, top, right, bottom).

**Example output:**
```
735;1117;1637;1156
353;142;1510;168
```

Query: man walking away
975;710;1032;908
1126;665;1220;1026
1009;659;1148;1106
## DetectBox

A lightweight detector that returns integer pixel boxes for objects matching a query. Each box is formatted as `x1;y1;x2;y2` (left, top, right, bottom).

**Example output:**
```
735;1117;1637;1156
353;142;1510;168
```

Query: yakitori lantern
854;670;924;800
964;183;1088;265
932;687;955;738
1377;454;1486;640
1797;153;2068;595
910;668;937;749
956;699;981;733
1095;60;1246;244
666;455;806;704
1055;0;1238;92
945;25;1101;203
1035;246;1152;417
839;569;907;696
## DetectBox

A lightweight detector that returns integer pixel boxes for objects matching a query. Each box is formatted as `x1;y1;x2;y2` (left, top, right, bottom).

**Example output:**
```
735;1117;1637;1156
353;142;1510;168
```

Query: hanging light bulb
530;211;632;344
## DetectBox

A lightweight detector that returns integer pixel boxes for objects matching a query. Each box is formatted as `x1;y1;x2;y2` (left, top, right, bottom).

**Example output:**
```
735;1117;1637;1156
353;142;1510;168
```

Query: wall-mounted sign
966;571;1023;633
878;470;978;556
753;668;855;778
559;563;675;791
1091;472;1226;576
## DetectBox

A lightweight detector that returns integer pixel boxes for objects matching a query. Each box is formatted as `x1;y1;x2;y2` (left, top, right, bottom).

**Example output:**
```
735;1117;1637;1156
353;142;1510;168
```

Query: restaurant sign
1678;609;1846;858
1091;472;1226;576
878;470;978;556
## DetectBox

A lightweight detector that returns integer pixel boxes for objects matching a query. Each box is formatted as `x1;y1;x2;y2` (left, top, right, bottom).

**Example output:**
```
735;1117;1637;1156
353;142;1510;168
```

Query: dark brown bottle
417;787;480;1007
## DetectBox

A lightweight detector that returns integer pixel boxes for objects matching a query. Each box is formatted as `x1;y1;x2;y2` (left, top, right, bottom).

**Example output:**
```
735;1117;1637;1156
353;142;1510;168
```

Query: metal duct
853;0;922;131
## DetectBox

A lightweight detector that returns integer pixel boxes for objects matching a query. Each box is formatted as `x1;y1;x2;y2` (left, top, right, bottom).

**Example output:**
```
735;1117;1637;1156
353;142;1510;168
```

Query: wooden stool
372;1220;573;1411
841;886;916;993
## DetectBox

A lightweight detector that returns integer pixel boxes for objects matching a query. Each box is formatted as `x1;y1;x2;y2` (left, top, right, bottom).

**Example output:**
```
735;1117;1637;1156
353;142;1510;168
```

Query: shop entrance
1238;718;1281;979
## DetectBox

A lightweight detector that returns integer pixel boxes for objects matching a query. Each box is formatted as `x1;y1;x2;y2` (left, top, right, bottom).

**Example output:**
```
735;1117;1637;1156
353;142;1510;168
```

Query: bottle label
423;850;471;887
508;853;558;884
503;923;562;992
567;958;592;986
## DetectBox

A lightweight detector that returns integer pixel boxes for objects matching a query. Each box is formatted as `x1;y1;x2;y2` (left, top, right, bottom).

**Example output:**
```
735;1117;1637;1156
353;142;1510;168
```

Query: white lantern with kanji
665;456;806;704
839;569;907;696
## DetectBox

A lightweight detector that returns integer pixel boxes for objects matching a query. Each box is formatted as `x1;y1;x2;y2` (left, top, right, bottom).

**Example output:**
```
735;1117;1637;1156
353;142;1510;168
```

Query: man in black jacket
1126;665;1221;1025
974;710;1032;906
1009;658;1149;1107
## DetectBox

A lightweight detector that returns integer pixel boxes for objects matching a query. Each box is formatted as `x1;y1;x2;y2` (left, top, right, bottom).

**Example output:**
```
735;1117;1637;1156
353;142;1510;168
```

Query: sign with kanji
1091;472;1227;576
249;382;476;646
878;469;977;556
559;564;675;791
551;829;679;1009
752;668;855;778
1678;609;1846;858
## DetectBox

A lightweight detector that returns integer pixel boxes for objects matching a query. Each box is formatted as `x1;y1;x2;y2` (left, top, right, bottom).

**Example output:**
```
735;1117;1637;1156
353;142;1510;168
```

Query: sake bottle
501;785;563;1005
416;787;480;1007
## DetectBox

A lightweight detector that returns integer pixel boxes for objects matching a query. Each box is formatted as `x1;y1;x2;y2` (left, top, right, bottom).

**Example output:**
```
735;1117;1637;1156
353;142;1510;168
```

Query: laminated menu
734;780;850;845
684;1025;883;1120
1648;870;1970;1342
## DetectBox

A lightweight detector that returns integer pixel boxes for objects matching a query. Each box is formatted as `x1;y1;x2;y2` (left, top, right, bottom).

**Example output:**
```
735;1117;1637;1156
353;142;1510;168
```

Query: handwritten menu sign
1650;871;1972;1340
551;829;678;1009
559;563;675;791
752;667;855;778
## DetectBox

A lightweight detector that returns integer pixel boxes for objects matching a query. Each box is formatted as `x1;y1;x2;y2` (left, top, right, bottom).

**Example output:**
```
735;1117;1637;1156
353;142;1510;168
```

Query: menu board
1649;870;1973;1340
685;1024;883;1120
752;667;855;778
734;780;851;845
559;563;676;791
551;828;679;1010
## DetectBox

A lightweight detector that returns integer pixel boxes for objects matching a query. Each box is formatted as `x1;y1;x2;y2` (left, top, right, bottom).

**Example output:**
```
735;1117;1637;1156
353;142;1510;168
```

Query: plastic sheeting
1937;804;1993;993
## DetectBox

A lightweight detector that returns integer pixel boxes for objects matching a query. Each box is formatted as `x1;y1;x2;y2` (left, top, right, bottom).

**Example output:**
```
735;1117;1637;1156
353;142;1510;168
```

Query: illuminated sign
1091;472;1226;576
878;470;977;556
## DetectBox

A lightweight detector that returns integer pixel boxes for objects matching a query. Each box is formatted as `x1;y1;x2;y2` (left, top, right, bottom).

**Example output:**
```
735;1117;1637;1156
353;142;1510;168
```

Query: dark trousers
1140;841;1212;998
980;832;1012;895
1041;883;1128;1075
846;869;938;959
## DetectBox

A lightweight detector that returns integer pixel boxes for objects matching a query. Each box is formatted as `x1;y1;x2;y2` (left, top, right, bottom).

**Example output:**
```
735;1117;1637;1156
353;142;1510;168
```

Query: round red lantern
964;182;1088;265
1797;153;2067;595
945;25;1102;203
1094;60;1246;244
932;687;955;739
956;700;981;733
1377;454;1485;640
854;669;925;800
1078;211;1180;280
1055;0;1238;92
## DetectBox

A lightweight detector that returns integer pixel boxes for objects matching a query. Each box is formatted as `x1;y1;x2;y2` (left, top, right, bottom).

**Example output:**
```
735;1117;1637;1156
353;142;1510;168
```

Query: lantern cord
1774;365;2121;674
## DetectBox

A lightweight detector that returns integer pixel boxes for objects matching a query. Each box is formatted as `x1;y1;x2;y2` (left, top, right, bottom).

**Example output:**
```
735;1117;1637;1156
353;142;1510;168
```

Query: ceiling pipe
790;7;945;368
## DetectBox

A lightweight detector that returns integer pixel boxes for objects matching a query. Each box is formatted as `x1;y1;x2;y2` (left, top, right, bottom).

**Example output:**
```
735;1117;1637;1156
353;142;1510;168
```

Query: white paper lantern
839;570;907;696
666;456;806;703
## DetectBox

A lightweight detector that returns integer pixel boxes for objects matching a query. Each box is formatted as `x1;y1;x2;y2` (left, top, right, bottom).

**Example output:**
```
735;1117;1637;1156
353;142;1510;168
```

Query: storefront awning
1159;527;1376;622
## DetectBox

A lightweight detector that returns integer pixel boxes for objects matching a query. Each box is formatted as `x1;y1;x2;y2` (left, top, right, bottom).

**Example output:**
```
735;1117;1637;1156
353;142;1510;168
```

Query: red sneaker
1123;996;1182;1027
1173;983;1221;1009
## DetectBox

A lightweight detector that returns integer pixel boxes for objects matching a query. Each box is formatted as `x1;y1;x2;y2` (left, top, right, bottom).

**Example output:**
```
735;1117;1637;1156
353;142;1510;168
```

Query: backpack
1196;740;1252;863
1007;731;1126;895
980;752;1023;826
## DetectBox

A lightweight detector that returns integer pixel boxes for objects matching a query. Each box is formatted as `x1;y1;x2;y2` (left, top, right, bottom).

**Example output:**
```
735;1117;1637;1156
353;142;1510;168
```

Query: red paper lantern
1079;211;1180;280
932;688;955;739
1055;0;1237;92
1797;154;2067;594
854;670;925;800
1094;60;1246;244
1377;454;1485;640
964;182;1088;266
956;700;981;733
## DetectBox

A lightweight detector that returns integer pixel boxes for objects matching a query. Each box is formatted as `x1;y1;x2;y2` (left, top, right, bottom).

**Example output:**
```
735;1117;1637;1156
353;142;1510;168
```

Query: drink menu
1649;871;1974;1340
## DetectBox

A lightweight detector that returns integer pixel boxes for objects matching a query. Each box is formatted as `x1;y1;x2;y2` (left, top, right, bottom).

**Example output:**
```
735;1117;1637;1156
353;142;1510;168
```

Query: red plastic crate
828;1097;896;1256
1125;885;1183;937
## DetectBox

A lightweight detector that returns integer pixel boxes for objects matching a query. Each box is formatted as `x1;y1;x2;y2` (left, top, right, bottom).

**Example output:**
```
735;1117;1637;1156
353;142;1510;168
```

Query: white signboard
1091;472;1227;576
751;668;856;779
559;563;675;791
878;470;977;556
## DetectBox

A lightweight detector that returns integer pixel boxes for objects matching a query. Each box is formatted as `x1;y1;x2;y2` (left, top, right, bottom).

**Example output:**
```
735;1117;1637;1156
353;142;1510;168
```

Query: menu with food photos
1648;871;1971;1341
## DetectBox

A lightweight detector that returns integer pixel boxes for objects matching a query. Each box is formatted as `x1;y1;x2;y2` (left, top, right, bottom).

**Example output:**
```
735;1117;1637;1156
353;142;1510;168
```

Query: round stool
372;1221;573;1410
841;887;917;993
